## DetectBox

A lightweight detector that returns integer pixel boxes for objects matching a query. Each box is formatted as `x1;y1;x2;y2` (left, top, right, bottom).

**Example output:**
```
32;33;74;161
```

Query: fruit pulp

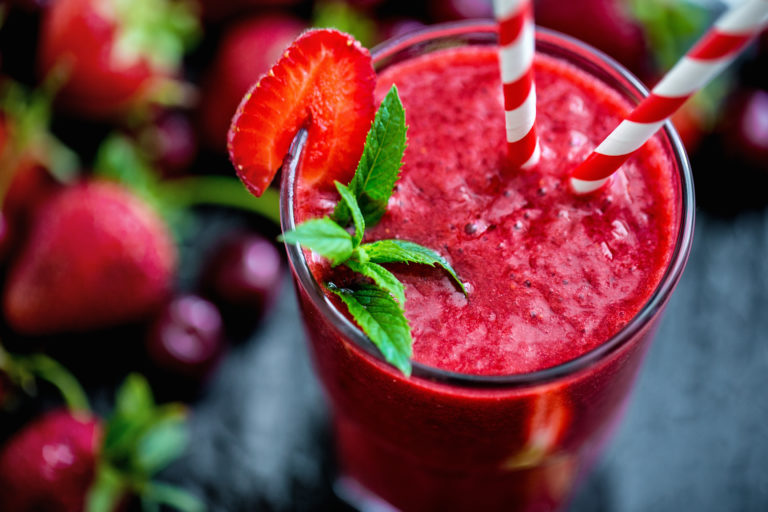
290;42;684;511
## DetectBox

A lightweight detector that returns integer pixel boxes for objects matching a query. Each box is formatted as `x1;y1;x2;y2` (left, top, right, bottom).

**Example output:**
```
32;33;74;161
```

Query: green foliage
280;218;355;266
334;86;407;226
328;284;413;376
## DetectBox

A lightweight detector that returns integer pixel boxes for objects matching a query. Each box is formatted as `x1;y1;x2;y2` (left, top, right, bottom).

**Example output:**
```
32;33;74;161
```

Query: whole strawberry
0;374;201;512
3;180;176;335
37;0;200;119
199;15;305;150
0;409;102;512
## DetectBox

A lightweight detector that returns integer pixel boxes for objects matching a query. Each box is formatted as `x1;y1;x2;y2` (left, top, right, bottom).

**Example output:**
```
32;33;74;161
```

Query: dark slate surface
166;209;768;511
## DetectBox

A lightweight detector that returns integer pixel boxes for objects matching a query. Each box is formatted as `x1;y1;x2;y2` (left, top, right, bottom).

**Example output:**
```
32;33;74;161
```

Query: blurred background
0;0;766;510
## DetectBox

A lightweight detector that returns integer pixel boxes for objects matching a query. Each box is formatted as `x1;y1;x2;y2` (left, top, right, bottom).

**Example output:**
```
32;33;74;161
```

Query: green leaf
112;0;201;74
104;374;156;459
279;218;354;266
159;176;281;225
86;464;128;512
94;134;158;195
142;482;205;512
362;239;466;294
116;373;156;417
328;283;412;375
335;181;365;247
344;260;405;305
313;1;377;48
134;406;188;476
334;85;407;227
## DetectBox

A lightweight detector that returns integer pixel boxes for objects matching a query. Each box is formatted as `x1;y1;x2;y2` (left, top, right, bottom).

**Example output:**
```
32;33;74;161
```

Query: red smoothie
285;25;692;512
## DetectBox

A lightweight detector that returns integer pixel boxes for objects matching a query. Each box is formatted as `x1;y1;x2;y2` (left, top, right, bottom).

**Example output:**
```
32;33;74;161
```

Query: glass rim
280;21;695;389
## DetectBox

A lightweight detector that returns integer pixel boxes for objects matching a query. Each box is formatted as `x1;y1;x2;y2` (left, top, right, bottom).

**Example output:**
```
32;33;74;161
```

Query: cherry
536;0;653;83
142;111;197;177
201;233;283;336
146;294;225;382
720;88;768;171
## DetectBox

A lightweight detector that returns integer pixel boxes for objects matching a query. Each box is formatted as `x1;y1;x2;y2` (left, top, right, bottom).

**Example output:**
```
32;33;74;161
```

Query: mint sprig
334;86;407;226
282;86;466;376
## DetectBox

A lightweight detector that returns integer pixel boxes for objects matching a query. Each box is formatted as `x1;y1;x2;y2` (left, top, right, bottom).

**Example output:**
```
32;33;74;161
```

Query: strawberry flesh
227;29;375;197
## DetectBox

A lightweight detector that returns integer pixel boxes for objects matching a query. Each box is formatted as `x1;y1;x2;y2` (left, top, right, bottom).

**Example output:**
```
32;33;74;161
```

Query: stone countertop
167;209;768;511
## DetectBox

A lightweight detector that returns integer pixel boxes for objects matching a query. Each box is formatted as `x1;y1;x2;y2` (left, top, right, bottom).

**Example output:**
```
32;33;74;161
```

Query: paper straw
570;0;768;194
494;0;540;169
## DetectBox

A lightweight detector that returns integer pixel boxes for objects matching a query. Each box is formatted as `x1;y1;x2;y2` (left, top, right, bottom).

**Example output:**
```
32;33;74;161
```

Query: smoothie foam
296;46;679;376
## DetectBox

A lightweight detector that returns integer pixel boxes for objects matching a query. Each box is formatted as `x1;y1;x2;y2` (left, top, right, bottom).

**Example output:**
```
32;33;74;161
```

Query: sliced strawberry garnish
227;29;375;197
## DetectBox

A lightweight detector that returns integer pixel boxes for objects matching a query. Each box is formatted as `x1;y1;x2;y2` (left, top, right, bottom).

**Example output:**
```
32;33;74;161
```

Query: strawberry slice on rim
227;29;376;197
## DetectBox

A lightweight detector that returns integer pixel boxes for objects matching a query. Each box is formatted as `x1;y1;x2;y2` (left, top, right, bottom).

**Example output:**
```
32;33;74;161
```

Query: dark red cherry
146;295;225;381
429;0;493;21
721;88;768;170
202;234;283;329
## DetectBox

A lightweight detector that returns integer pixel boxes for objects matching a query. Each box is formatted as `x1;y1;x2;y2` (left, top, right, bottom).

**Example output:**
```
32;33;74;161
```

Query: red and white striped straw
494;0;540;169
571;0;768;194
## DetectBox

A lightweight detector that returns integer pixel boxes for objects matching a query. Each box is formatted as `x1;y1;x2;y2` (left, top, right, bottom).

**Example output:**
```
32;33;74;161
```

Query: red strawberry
0;409;102;512
0;374;197;512
37;0;199;119
3;180;176;335
200;15;305;151
228;29;375;197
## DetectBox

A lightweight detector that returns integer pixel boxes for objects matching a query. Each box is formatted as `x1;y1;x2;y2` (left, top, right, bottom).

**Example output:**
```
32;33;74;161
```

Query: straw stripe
570;0;768;194
495;0;540;169
627;95;689;123
503;74;533;110
499;23;535;83
688;32;752;59
494;0;527;19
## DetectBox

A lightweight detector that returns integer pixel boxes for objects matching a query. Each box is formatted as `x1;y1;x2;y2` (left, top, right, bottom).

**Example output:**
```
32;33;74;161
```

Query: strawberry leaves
282;86;465;375
87;373;202;512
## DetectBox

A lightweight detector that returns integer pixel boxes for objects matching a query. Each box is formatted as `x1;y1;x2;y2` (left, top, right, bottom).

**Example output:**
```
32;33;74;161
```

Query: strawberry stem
160;176;281;224
19;354;90;412
0;344;90;411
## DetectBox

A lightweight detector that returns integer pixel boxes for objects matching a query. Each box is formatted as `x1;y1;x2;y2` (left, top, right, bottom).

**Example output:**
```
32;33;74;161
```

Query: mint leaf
328;283;412;375
345;260;405;305
335;181;365;247
334;85;407;227
280;218;354;266
362;239;466;294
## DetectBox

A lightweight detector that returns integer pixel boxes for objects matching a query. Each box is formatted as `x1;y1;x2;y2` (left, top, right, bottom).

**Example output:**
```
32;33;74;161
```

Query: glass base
334;476;399;512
